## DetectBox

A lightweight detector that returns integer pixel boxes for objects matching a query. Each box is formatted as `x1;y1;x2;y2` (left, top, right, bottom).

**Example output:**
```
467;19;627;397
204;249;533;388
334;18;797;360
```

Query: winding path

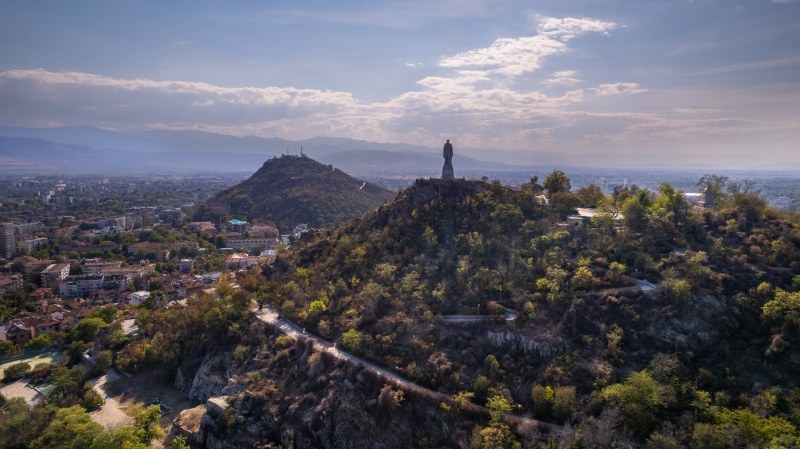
253;305;559;431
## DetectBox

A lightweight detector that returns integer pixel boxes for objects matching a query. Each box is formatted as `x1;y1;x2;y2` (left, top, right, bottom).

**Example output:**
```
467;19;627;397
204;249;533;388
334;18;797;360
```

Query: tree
341;328;365;353
552;386;577;422
762;289;800;325
2;362;31;382
33;405;103;449
602;370;665;436
576;184;605;207
697;174;728;203
0;339;14;356
484;354;500;377
70;317;106;342
622;197;648;232
169;435;190;449
543;170;571;198
130;404;164;443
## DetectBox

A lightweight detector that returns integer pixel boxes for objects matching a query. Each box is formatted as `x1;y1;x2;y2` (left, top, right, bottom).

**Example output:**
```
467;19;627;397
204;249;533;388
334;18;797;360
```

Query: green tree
543;170;571;198
70;317;106;342
341;328;365;353
602;370;665;436
3;362;31;382
552;386;577;422
33;405;103;449
576;184;605;207
0;339;14;356
762;289;800;325
484;354;500;378
697;174;728;206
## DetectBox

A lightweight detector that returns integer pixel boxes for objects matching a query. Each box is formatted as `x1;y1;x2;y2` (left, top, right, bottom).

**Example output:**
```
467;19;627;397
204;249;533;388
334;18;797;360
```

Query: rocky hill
201;155;395;230
83;175;800;448
255;177;800;447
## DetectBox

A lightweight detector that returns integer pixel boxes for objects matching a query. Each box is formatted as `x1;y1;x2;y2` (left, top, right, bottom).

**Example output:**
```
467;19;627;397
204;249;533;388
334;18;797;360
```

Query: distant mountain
315;149;521;177
0;126;536;175
201;155;395;229
0;136;119;173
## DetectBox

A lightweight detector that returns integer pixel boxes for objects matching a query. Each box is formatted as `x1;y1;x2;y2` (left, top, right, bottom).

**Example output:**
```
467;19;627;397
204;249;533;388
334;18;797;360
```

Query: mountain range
0;126;538;176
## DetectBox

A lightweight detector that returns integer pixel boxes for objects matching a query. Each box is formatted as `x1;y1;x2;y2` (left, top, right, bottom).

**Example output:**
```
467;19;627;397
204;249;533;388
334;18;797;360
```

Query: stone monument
442;139;454;180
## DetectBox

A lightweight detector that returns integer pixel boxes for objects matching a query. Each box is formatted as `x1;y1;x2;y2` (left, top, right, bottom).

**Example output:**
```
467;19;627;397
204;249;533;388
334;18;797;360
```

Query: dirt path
253;306;560;431
88;367;199;442
89;369;134;430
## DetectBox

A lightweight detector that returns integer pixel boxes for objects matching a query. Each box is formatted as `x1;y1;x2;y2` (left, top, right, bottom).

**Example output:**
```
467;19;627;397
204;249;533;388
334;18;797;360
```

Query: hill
201;155;395;229
255;177;800;447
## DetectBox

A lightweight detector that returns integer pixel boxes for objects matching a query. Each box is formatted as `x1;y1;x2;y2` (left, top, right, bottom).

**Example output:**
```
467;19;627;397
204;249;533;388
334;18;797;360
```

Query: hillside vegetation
259;175;800;447
200;155;395;229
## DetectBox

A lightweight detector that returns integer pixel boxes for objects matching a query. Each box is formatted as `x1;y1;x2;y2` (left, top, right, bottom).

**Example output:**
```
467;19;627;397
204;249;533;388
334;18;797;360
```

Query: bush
552;386;577;422
662;278;692;304
341;328;365;353
2;362;31;382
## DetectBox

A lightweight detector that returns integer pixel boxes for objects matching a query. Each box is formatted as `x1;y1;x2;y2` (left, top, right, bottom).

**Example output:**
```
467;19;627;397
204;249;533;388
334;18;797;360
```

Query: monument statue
442;139;454;180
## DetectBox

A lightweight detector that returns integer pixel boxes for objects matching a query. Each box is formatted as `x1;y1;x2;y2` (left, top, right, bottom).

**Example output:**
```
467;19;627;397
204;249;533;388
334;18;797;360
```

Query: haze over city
1;0;799;168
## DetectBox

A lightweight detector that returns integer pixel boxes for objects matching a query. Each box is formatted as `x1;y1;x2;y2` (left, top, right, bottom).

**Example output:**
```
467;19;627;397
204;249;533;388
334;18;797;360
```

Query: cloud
697;56;800;75
439;16;616;77
673;107;720;114
542;70;582;86
10;16;782;157
405;62;423;68
592;82;648;96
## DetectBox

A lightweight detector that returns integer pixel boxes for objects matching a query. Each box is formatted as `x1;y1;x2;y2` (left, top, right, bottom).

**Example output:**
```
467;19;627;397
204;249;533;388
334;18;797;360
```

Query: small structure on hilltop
698;185;716;209
442;139;454;180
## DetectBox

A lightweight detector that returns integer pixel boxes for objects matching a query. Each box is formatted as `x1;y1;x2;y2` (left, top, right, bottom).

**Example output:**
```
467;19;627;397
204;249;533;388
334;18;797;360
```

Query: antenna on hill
300;146;304;157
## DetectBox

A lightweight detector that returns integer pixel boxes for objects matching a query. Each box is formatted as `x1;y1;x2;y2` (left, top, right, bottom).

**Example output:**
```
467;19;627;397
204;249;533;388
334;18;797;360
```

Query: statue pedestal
442;162;454;180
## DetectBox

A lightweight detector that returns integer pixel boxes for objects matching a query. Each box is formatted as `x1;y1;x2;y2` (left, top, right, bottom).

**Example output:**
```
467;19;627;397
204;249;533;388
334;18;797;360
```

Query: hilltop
253;176;800;447
200;155;395;230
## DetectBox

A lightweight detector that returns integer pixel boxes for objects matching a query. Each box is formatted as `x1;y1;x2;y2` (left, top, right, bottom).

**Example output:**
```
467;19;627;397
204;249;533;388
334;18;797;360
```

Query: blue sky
1;0;799;167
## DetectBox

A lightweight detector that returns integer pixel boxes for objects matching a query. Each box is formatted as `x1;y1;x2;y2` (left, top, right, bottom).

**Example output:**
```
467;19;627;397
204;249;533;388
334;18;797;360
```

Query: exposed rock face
175;352;232;402
486;330;566;357
173;397;245;449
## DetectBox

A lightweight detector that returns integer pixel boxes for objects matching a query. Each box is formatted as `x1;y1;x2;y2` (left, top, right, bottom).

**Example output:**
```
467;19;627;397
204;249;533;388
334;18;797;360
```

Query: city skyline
1;0;799;168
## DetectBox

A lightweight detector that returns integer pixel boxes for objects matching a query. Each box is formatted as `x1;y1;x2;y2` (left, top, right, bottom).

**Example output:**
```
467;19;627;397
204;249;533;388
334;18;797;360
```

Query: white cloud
673;107;720;114
0;69;355;108
542;70;582;86
536;17;617;40
439;16;616;77
592;82;648;96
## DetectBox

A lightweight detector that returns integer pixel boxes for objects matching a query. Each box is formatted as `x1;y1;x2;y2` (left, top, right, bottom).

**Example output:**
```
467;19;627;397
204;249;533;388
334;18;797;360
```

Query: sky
1;0;799;168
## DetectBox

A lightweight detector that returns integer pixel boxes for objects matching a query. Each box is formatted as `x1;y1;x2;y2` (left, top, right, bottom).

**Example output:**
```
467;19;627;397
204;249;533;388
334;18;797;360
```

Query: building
0;274;23;294
158;208;183;225
225;252;265;269
225;237;280;251
228;219;249;234
293;224;309;238
0;223;15;258
189;221;217;233
41;263;71;289
60;275;105;299
130;291;150;305
82;260;122;275
21;237;48;253
179;258;194;273
249;225;279;237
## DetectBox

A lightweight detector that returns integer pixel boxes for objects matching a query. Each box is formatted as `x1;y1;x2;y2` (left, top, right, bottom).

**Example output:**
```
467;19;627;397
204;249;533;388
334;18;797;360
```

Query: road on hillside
252;305;559;431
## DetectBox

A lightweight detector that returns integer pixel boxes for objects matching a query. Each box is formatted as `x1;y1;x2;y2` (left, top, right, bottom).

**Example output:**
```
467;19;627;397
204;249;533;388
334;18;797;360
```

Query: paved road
253;305;559;431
